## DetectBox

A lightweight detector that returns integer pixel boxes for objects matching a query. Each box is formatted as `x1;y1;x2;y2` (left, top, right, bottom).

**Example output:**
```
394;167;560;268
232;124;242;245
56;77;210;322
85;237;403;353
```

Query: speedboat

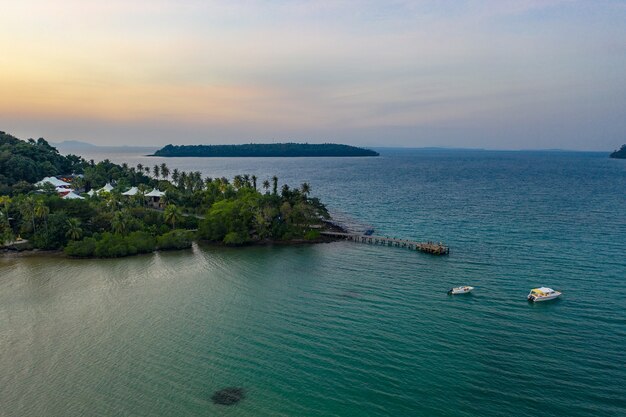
448;286;474;295
527;287;561;302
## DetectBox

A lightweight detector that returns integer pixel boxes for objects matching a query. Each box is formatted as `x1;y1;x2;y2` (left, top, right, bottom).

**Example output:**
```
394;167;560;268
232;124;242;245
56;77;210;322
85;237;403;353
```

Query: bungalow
98;183;114;194
122;186;139;196
145;189;166;209
62;191;85;200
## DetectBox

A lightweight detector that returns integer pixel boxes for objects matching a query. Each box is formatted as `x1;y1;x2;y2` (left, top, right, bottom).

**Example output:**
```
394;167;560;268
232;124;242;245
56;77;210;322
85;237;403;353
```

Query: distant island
609;145;626;159
152;143;379;157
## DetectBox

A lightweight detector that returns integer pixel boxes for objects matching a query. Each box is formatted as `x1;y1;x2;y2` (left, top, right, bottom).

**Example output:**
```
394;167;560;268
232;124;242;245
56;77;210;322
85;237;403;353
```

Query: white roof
145;188;165;197
87;189;96;196
122;186;139;196
98;183;114;193
37;176;70;187
536;287;554;292
63;191;85;200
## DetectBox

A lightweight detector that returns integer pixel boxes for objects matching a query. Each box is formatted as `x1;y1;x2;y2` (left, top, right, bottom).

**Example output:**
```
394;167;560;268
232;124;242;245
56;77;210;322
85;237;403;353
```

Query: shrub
126;231;157;254
223;231;247;246
65;237;96;257
157;230;192;250
94;233;137;258
304;230;321;240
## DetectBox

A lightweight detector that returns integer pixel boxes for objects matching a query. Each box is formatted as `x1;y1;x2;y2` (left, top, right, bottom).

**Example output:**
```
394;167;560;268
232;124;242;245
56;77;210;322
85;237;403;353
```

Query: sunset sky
1;0;625;150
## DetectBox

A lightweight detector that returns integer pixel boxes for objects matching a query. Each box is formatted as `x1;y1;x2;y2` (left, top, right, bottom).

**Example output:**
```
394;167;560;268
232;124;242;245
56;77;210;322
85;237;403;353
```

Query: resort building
62;191;85;200
122;187;139;196
98;183;114;194
36;176;71;189
145;189;166;209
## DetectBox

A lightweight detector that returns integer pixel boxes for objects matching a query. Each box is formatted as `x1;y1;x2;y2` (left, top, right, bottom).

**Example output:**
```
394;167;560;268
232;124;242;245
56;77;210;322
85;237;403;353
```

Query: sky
1;0;625;150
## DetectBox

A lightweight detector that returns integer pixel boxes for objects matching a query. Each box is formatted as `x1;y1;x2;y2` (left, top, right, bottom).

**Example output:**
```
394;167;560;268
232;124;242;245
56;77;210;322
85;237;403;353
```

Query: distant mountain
610;145;626;159
51;140;98;149
152;143;380;157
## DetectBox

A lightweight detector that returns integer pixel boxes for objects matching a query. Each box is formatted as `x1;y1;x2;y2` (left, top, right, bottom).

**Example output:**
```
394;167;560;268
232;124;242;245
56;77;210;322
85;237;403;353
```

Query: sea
1;148;625;417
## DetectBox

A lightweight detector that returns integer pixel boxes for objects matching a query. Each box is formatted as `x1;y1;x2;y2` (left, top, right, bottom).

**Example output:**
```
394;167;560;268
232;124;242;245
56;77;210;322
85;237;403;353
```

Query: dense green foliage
1;131;332;257
157;230;193;250
610;144;626;159
0;131;155;194
0;131;82;194
153;143;379;157
198;184;328;245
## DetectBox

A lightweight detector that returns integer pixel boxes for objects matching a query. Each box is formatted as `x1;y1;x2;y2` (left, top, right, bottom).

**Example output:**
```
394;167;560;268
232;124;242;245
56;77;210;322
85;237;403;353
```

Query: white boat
448;286;474;295
527;287;561;302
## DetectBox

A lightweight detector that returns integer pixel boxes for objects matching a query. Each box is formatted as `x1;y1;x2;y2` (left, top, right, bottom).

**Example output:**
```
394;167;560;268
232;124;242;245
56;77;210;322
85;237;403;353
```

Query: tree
251;175;257;190
300;182;311;198
65;218;82;240
153;165;160;179
164;204;183;229
272;176;278;195
262;179;270;194
160;163;169;180
34;200;50;232
171;168;179;184
179;171;188;189
111;211;129;235
20;196;36;233
0;196;13;245
233;175;243;190
136;163;144;173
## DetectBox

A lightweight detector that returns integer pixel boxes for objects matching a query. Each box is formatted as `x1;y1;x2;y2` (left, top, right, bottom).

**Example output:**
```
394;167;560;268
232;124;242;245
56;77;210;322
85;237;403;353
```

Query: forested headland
609;145;626;159
152;143;379;157
0;132;334;258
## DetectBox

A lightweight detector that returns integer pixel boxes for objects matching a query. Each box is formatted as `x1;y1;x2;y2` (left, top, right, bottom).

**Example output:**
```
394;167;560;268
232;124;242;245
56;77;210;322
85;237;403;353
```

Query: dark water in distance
1;149;625;416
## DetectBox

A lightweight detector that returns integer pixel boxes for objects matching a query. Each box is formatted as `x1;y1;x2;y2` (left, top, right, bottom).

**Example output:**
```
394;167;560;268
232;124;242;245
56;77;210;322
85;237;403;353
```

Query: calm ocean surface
1;149;625;417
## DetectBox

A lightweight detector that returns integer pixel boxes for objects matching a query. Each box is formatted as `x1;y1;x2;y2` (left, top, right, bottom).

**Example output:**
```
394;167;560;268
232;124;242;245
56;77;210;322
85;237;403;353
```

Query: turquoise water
1;150;625;416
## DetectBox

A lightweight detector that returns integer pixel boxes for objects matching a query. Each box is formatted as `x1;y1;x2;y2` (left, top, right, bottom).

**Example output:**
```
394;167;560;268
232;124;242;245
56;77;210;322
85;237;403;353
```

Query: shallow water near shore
1;149;625;416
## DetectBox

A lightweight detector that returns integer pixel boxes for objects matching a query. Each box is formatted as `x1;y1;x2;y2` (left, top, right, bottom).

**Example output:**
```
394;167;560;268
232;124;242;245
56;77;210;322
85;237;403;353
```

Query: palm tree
164;204;183;229
262;179;270;194
136;163;144;173
34;200;49;232
65;218;82;240
243;174;251;188
233;175;243;190
300;182;311;198
160;163;170;180
179;171;188;190
153;165;160;179
192;171;203;191
281;184;290;197
111;211;129;235
171;169;180;185
251;175;257;190
144;167;150;176
272;176;278;195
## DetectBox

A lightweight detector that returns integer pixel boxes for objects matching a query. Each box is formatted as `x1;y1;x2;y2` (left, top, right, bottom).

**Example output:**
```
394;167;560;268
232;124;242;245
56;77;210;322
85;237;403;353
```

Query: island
0;131;340;258
152;143;379;157
610;144;626;159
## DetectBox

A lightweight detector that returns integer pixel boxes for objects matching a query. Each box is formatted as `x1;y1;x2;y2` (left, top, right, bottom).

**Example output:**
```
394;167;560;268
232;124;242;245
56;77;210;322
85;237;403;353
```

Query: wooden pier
321;232;449;255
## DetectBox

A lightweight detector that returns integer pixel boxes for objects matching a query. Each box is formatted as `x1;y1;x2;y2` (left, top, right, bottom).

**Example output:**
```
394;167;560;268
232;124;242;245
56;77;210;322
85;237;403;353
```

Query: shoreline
1;222;347;260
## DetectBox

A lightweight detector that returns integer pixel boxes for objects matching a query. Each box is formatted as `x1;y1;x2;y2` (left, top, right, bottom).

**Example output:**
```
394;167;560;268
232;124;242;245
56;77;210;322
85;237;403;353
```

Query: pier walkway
321;232;449;255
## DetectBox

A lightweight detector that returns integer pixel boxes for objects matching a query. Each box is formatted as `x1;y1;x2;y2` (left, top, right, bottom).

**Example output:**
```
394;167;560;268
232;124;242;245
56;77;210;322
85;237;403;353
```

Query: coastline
0;221;347;259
